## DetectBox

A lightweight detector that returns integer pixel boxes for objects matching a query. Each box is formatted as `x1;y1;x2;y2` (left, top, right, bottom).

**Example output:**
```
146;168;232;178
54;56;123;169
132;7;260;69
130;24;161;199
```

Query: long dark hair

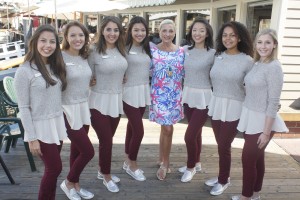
215;21;253;57
62;21;90;59
95;16;126;57
187;17;213;51
25;24;67;90
126;16;151;58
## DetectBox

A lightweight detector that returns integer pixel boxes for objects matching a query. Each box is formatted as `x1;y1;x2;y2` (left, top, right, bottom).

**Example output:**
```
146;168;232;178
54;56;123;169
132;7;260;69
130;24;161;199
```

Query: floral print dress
149;45;185;125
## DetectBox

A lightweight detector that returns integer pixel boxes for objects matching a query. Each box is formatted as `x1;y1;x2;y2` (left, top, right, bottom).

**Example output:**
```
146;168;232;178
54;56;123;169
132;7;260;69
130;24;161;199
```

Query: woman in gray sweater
232;29;288;200
179;18;215;183
206;21;254;196
123;16;151;181
88;16;128;193
59;21;95;200
14;25;67;200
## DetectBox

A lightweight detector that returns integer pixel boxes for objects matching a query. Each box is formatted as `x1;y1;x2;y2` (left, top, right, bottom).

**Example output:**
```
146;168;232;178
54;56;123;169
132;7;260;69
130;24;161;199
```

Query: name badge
102;55;109;59
34;73;41;77
66;62;75;66
129;51;137;55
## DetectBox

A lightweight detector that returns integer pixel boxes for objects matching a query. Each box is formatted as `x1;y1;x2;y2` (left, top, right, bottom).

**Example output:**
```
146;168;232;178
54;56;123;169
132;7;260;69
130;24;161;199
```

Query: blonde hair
254;28;278;63
159;19;175;31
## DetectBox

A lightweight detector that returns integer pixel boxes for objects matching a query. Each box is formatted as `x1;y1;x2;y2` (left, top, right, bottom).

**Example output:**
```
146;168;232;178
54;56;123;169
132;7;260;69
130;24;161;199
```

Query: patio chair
3;76;17;103
0;127;16;184
0;92;36;172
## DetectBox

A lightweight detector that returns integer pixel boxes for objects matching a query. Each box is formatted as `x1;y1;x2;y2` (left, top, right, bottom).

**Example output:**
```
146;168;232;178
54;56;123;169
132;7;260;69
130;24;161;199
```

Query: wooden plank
281;37;300;47
284;19;300;28
286;9;300;18
281;55;300;64
288;0;300;9
282;64;300;73
0;56;24;70
281;46;300;55
282;82;300;91
281;91;300;100
283;73;300;82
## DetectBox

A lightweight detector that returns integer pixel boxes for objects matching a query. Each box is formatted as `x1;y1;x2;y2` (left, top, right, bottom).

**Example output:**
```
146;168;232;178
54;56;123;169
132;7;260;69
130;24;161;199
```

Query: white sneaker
97;171;120;183
210;182;230;196
122;161;128;170
178;163;201;173
231;195;261;200
77;188;94;199
103;179;119;193
60;180;81;200
126;167;146;181
181;168;196;182
205;177;230;187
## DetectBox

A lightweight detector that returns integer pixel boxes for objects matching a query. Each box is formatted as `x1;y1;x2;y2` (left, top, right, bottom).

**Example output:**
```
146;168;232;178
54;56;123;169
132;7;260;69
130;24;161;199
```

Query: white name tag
102;55;109;59
129;51;137;55
34;73;41;77
66;62;75;66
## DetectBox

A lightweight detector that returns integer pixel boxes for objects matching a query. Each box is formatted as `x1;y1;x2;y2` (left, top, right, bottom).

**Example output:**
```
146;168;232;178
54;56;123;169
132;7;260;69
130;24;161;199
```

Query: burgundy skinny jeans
123;101;146;161
38;141;63;200
211;119;239;184
90;109;120;174
184;104;208;168
64;115;95;183
242;132;274;197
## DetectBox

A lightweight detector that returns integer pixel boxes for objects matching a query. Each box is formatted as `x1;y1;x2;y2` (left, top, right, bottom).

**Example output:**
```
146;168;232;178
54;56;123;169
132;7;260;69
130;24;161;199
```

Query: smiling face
222;26;239;52
131;23;146;45
66;25;85;55
256;34;276;62
102;21;120;48
37;31;56;63
192;22;207;46
159;23;175;44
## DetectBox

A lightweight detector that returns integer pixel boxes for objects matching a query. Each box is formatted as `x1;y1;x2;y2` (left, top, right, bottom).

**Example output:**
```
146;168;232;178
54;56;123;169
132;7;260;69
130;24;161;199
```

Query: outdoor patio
0;116;300;200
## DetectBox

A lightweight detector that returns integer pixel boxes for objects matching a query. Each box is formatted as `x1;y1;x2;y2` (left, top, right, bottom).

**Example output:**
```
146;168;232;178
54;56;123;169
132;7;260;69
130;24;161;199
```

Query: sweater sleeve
265;61;284;118
14;66;37;141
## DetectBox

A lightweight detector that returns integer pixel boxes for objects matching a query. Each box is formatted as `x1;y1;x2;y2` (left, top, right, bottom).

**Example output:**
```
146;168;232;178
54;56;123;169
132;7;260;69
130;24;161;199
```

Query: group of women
14;14;288;200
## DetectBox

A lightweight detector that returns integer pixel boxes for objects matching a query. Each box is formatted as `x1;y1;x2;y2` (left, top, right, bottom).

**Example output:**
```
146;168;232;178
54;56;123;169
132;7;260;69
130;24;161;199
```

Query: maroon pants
38;141;63;200
123;101;146;161
211;119;239;184
64;115;95;183
242;132;274;197
184;104;208;168
90;109;120;174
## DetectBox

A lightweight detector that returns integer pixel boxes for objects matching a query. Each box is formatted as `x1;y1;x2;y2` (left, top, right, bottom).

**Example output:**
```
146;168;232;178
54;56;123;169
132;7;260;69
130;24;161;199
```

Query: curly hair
187;17;213;51
215;21;253;57
62;21;90;59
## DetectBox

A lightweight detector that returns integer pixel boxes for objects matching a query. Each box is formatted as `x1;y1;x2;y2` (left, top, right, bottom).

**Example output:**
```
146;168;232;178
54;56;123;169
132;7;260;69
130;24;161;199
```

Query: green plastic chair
3;76;17;103
0;92;36;172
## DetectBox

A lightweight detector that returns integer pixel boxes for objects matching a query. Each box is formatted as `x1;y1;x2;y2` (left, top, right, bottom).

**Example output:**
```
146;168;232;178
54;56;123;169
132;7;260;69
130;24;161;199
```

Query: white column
176;9;184;45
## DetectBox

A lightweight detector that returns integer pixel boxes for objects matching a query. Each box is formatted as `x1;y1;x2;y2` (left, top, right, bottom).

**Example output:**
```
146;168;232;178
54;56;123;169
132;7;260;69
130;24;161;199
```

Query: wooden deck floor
0;117;300;200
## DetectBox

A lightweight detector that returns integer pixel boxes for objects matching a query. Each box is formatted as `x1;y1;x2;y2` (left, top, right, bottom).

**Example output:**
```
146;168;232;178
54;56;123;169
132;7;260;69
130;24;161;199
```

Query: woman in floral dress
149;19;185;180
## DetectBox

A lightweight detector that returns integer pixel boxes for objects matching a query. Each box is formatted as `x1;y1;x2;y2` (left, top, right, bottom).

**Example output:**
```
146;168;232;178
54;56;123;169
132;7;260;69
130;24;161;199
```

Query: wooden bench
0;56;24;71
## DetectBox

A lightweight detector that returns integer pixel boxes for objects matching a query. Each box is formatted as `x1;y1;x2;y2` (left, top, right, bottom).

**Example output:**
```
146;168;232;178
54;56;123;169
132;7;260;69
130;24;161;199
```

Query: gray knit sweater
243;60;283;118
14;61;63;141
124;45;151;87
210;52;253;101
62;51;92;104
88;47;128;94
183;46;215;89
